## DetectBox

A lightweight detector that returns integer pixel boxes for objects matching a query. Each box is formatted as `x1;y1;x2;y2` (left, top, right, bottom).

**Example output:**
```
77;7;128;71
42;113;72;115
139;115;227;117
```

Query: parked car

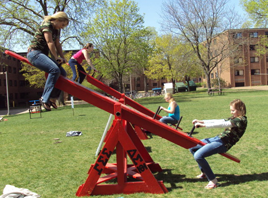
152;87;162;95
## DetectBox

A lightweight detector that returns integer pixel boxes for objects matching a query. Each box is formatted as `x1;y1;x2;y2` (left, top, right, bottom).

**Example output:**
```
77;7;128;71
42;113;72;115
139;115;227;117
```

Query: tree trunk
143;74;148;92
206;73;211;89
118;74;123;93
172;78;176;94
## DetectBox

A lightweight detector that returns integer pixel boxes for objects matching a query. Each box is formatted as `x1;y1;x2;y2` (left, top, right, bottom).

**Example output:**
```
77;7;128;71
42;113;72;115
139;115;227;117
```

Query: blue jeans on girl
27;50;66;103
159;116;178;125
68;59;86;84
189;136;227;181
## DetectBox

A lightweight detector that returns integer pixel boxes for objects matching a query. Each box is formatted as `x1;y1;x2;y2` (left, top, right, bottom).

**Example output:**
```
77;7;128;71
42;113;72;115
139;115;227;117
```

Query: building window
8;67;11;73
235;70;244;76
234;32;242;39
211;73;214;79
13;67;16;74
19;80;26;86
250;57;259;63
9;80;12;86
235;82;245;87
266;32;268;37
234;58;239;64
137;77;140;81
20;93;26;99
14;80;17;87
153;83;157;86
234;57;243;64
249;32;258;38
251;69;260;75
250;45;255;50
136;84;140;87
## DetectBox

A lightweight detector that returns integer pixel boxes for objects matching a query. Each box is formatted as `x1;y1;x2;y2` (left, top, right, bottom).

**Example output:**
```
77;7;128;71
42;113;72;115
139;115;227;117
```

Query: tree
161;0;243;88
0;0;104;87
241;0;268;28
145;34;201;92
82;0;153;93
130;27;157;92
0;0;105;50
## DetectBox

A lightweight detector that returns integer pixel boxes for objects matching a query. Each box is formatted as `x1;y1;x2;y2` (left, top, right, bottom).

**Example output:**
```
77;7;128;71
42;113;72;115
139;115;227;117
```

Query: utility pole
3;66;9;116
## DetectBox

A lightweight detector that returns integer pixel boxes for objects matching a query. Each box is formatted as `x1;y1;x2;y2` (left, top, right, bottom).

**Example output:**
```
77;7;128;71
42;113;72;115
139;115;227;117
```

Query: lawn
0;89;268;198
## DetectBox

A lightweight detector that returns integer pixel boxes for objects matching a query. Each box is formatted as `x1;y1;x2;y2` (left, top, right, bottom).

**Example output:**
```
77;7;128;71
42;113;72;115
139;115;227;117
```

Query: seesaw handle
153;106;162;119
189;125;196;137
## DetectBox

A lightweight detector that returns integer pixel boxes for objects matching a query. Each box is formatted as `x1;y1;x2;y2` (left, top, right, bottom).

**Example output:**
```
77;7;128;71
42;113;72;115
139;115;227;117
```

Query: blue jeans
68;59;86;84
189;136;227;181
27;50;66;103
159;116;178;125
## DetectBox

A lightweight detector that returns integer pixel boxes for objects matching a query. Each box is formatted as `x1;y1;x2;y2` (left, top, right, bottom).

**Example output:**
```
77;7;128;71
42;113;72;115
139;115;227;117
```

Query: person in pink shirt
68;43;97;83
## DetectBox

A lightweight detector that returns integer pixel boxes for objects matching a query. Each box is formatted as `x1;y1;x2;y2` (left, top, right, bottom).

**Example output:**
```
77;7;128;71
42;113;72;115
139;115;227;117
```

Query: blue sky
134;0;247;33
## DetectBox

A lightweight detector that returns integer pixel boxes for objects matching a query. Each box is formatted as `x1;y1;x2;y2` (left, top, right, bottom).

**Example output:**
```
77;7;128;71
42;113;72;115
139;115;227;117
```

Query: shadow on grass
154;169;268;191
216;172;268;186
155;169;185;190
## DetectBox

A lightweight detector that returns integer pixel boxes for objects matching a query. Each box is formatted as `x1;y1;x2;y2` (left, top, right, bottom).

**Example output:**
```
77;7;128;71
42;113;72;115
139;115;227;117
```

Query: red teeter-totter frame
5;50;240;196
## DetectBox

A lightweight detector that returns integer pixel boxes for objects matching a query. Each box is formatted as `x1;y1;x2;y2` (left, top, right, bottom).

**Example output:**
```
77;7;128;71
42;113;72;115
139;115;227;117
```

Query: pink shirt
72;49;86;64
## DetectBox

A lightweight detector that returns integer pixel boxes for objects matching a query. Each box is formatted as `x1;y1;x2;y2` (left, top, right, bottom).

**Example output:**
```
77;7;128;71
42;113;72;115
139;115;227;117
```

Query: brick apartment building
124;75;168;92
0;52;43;108
210;28;268;87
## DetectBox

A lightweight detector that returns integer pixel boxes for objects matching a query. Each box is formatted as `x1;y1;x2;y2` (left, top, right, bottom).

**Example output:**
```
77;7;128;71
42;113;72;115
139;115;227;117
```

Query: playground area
1;51;268;197
0;87;268;197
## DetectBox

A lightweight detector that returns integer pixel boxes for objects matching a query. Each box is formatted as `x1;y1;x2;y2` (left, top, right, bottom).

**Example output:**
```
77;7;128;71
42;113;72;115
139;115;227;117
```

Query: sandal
196;173;207;179
43;103;51;111
50;101;58;109
39;98;51;111
204;183;219;189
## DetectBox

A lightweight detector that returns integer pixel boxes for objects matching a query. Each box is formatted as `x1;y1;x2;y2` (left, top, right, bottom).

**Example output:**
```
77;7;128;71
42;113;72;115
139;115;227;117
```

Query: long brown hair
83;43;93;49
230;99;246;116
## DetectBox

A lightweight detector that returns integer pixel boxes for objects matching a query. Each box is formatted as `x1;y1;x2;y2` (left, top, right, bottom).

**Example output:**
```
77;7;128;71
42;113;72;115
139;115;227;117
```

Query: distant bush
211;78;227;88
195;82;202;87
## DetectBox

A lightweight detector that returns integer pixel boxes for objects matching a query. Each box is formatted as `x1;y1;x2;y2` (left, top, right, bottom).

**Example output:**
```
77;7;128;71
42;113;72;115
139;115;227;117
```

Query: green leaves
241;0;268;27
84;0;152;92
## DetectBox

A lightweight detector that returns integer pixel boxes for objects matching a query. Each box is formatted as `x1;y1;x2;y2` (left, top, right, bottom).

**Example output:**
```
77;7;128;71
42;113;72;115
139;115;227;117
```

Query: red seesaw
5;50;240;196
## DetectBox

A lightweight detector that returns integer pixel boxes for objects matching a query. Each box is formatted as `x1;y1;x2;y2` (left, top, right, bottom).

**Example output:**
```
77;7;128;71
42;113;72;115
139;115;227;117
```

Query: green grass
1;89;268;198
